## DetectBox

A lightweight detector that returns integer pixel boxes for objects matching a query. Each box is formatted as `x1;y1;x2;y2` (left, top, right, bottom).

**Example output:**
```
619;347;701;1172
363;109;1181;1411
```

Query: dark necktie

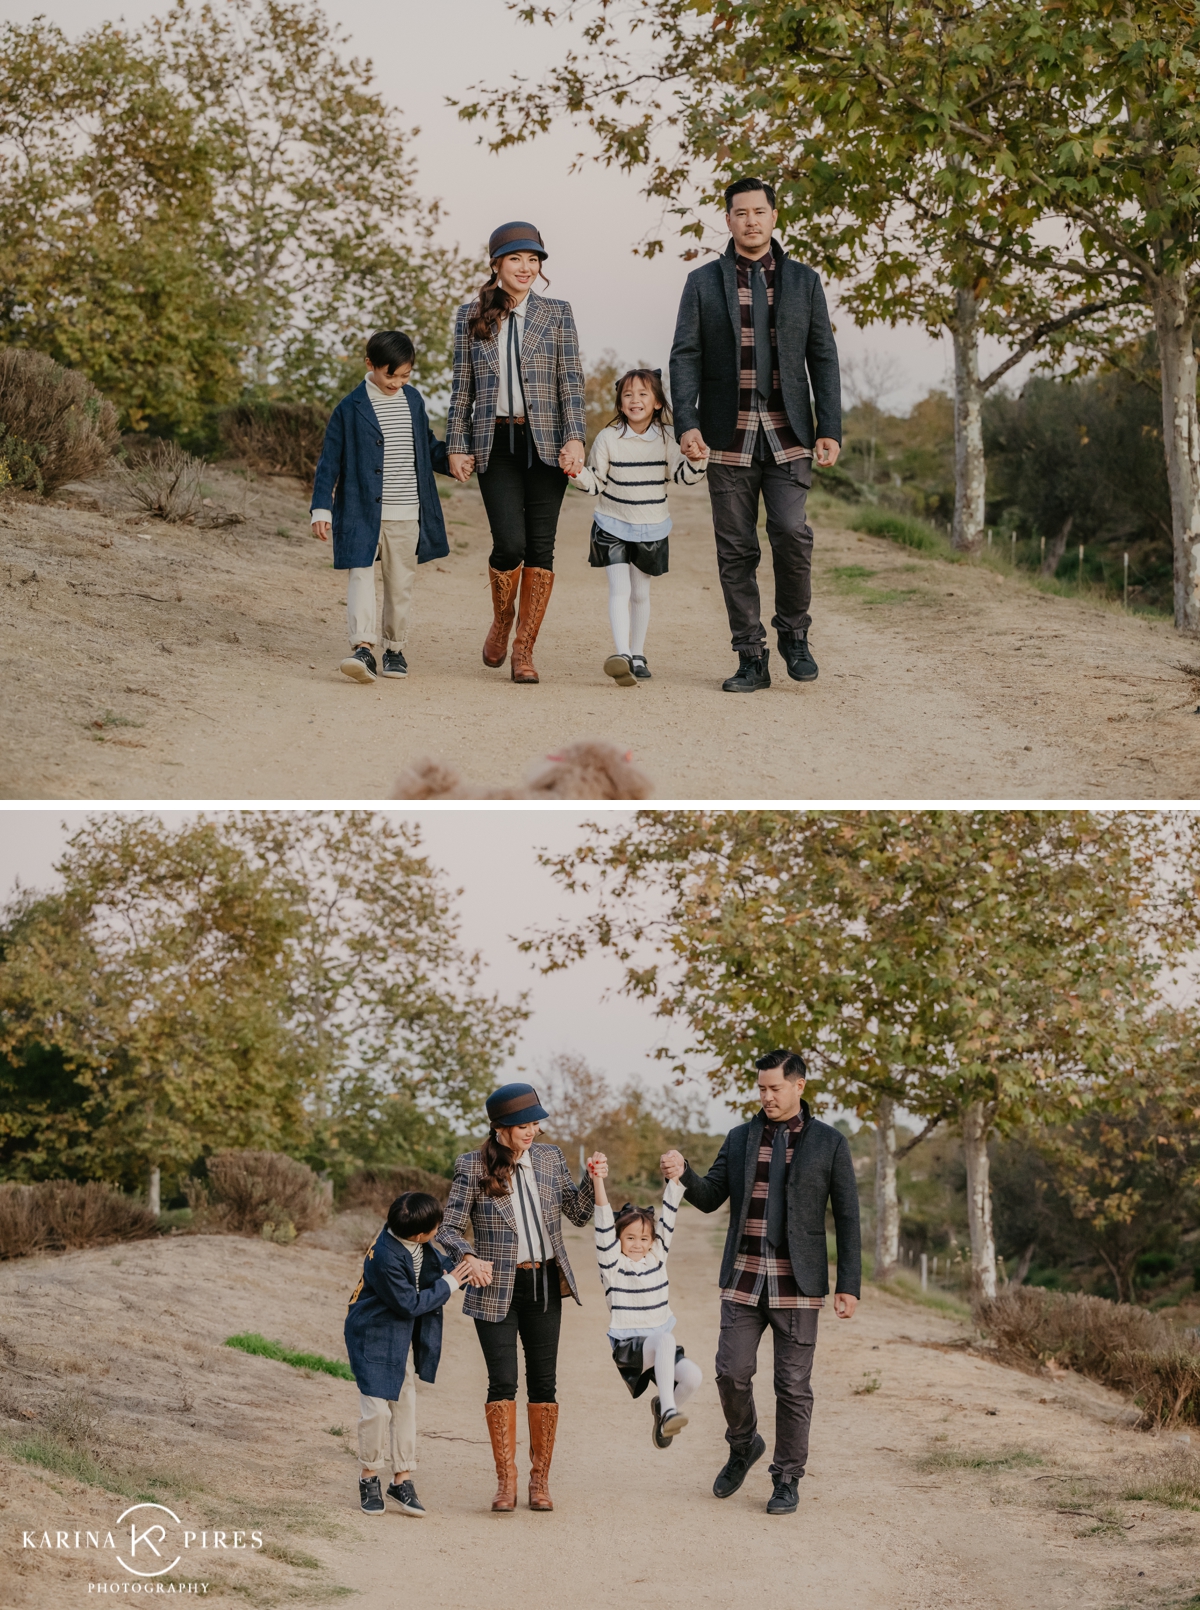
752;262;773;401
766;1123;789;1249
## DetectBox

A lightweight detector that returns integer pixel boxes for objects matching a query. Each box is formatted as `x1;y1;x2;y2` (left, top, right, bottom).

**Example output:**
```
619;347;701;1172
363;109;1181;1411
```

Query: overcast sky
9;0;1045;411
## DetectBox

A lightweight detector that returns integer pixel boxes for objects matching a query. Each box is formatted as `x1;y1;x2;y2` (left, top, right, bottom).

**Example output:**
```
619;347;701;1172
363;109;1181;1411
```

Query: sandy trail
2;1207;1196;1610
1;467;1196;800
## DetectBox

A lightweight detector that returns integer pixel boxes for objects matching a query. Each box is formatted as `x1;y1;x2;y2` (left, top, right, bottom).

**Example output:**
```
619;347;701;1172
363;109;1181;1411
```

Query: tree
522;811;1200;1296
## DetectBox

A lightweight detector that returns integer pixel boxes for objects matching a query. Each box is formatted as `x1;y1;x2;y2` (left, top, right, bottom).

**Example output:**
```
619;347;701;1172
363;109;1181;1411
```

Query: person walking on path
668;177;842;693
660;1049;860;1515
438;1082;602;1513
446;223;586;684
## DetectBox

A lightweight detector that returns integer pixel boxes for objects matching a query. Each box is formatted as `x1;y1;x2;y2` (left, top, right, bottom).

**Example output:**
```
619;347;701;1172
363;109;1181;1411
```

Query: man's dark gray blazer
669;238;842;451
681;1101;861;1298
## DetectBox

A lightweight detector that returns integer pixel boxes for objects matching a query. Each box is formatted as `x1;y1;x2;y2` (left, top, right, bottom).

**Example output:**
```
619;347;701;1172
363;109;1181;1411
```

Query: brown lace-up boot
483;564;522;667
484;1400;518;1512
510;567;554;683
527;1401;559;1510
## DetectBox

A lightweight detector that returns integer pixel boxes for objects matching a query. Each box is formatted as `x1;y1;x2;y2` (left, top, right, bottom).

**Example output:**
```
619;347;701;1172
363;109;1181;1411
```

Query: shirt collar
366;376;405;401
736;246;775;272
761;1108;803;1134
515;1148;535;1169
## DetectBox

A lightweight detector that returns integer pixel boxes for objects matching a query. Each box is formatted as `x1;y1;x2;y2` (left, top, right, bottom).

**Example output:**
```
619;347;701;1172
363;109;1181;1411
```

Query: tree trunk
1009;1242;1036;1287
1040;513;1074;576
961;1102;997;1298
873;1097;900;1279
1152;271;1200;633
147;1165;161;1217
951;288;987;553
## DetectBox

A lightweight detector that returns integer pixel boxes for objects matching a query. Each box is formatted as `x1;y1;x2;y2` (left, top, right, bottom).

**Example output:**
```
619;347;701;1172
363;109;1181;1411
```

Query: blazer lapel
491;1166;517;1232
479;322;500;376
530;1145;556;1221
521;292;552;356
352;381;376;431
720;243;741;343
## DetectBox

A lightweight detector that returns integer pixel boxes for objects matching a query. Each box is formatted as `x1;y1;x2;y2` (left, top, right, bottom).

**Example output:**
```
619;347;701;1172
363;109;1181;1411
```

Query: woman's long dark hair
479;1127;518;1198
468;257;550;343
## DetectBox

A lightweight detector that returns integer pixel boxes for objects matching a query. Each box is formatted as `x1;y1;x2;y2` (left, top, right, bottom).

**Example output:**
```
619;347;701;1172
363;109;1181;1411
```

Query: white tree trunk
961;1103;997;1299
1152;272;1200;633
873;1097;900;1279
148;1166;161;1217
951;289;987;553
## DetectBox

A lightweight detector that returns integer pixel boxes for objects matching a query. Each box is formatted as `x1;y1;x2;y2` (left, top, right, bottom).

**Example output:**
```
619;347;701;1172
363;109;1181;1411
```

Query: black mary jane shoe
630;655;652;680
650;1396;673;1451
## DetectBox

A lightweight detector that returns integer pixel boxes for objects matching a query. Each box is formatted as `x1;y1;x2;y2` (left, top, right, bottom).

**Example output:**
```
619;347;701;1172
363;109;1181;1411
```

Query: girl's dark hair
613;1203;657;1240
366;329;415;372
468;257;551;343
479;1126;536;1198
387;1190;443;1239
608;368;671;436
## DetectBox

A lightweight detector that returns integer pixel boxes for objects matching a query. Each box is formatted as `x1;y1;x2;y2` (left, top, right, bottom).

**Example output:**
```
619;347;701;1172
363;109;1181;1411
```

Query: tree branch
979;301;1123;393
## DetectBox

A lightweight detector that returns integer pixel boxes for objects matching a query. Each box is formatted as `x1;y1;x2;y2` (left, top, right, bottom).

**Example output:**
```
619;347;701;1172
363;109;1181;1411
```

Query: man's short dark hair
387;1190;443;1239
756;1048;807;1080
725;176;777;213
366;330;415;373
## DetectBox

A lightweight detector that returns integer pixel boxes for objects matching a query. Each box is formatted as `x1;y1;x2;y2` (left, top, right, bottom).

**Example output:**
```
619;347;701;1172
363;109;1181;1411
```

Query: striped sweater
570;424;706;542
365;376;420;520
593;1178;684;1336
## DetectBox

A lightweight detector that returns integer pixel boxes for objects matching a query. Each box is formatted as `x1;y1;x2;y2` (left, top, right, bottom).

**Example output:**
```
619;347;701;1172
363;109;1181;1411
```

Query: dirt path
3;1208;1197;1610
2;467;1197;800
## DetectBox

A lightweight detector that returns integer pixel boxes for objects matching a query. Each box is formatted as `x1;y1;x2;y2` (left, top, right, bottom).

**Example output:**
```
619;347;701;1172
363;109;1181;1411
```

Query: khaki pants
346;519;420;650
357;1358;418;1474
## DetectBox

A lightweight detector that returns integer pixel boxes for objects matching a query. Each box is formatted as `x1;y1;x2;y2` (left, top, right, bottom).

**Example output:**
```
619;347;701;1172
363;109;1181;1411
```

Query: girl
588;1155;703;1448
568;368;708;687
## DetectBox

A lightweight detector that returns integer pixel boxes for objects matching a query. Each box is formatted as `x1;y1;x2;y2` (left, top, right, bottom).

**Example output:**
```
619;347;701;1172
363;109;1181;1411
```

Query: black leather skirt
588;522;670;576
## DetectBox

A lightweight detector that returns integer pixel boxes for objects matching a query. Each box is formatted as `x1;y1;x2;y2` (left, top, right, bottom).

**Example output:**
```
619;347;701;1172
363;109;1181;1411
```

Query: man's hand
459;1255;493;1287
833;1292;858;1319
660;1149;686;1181
311;521;331;541
814;437;840;468
558;439;585;476
680;429;707;463
448;452;475;482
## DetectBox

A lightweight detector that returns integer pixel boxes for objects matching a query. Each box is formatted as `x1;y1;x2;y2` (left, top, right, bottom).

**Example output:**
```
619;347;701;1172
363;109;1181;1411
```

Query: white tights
644;1329;702;1415
606;562;651;659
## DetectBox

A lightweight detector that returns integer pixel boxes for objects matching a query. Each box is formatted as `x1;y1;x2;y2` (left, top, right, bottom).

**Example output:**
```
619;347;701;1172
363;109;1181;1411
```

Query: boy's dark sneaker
604;652;638;687
359;1475;385;1515
630;655;652;679
386;1479;425;1516
766;1476;800;1514
721;648;771;693
712;1432;766;1498
381;648;408;679
777;629;818;682
340;645;377;683
650;1395;672;1451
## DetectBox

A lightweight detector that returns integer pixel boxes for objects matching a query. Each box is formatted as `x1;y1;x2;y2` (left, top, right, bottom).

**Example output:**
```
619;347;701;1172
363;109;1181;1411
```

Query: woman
439;1082;601;1512
446;222;586;684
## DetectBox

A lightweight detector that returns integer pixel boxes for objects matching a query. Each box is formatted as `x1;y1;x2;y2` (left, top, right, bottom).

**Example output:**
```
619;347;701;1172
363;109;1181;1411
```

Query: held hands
814;437;840;468
679;429;708;464
311;521;331;541
558;439;585;477
586;1151;608;1207
458;1254;493;1288
448;452;475;483
660;1149;685;1182
449;1257;476;1286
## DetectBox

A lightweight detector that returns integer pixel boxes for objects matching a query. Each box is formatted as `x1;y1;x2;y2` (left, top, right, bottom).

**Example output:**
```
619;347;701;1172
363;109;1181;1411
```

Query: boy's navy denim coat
344;1226;453;1399
311;381;451;571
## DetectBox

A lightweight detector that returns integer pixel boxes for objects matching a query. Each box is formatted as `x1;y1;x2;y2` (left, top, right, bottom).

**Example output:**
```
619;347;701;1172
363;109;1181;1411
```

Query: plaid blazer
437;1143;595;1323
446;293;586;474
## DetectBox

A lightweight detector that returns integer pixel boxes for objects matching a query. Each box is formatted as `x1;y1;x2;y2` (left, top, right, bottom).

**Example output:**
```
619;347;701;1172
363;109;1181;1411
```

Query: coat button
376;496;381;503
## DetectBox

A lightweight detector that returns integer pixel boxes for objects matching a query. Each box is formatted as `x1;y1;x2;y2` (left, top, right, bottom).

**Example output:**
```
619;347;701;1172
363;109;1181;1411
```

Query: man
660;1049;860;1515
669;178;842;692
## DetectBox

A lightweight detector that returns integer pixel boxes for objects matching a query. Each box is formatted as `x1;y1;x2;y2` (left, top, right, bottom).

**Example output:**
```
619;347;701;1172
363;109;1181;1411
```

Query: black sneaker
359;1475;385;1515
777;629;818;682
650;1396;672;1451
386;1479;425;1516
630;655;652;680
766;1475;800;1514
340;645;377;683
712;1431;766;1498
381;648;408;679
721;648;771;693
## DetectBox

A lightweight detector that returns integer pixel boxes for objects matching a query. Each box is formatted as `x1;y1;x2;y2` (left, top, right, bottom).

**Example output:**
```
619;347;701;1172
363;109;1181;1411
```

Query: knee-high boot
484;1400;518;1512
483;565;522;667
510;567;554;684
527;1401;558;1511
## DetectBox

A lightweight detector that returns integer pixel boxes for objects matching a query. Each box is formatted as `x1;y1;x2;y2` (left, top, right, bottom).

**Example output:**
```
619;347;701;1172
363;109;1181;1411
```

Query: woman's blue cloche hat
486;1082;549;1127
488;221;547;261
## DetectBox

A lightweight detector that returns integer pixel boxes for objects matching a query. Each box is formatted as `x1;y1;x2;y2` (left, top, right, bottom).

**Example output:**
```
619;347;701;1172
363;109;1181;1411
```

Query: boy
344;1190;471;1516
311;331;452;682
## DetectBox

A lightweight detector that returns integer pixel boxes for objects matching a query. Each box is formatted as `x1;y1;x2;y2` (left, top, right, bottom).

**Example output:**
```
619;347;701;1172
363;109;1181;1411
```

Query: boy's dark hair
366;330;415;374
607;367;672;436
756;1048;807;1080
725;176;777;212
613;1202;657;1241
387;1190;443;1239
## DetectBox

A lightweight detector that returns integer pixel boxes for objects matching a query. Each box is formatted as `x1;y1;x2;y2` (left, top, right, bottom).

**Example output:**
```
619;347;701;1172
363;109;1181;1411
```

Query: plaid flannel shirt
708;250;813;469
446;291;586;476
721;1111;825;1309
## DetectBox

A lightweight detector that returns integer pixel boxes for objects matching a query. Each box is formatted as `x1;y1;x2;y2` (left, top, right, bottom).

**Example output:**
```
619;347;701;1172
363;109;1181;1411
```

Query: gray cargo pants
706;454;814;653
715;1298;819;1479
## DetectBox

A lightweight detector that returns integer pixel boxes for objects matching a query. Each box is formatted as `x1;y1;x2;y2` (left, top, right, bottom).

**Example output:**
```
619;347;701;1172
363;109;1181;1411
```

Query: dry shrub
219;400;328;485
115;439;206;521
0;348;120;494
186;1150;329;1240
339;1166;452;1217
977;1287;1200;1428
0;1181;157;1259
1121;1442;1200;1507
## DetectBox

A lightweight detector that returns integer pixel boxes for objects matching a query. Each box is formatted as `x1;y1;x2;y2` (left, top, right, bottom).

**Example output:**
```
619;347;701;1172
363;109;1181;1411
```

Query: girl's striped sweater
593;1177;684;1336
570;424;706;540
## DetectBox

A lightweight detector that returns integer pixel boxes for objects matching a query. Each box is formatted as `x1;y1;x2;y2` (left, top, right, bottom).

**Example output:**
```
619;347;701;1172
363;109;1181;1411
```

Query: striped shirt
365;376;420;520
594;1178;683;1337
571;424;706;542
708;247;812;469
721;1112;825;1310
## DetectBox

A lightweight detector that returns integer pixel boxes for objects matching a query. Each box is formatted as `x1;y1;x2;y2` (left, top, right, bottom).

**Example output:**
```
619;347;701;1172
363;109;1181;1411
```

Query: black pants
706;451;814;652
475;1265;563;1403
477;423;567;572
715;1298;819;1479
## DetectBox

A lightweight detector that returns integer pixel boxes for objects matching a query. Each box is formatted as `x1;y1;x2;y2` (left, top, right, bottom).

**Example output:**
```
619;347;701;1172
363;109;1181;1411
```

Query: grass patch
828;564;923;606
8;1431;121;1492
849;506;944;553
917;1444;1044;1473
225;1333;353;1380
261;1541;322;1570
853;1372;881;1395
1121;1446;1200;1510
875;1272;973;1322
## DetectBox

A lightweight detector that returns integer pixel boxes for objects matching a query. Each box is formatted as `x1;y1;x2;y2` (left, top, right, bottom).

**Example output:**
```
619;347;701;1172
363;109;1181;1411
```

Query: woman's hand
558;439;585;477
459;1254;493;1287
586;1152;608;1180
448;452;475;482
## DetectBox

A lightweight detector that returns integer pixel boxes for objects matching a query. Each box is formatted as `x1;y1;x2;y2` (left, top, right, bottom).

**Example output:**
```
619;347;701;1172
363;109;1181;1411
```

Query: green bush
0;348;120;494
219;400;328;485
849;505;941;552
225;1332;353;1379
